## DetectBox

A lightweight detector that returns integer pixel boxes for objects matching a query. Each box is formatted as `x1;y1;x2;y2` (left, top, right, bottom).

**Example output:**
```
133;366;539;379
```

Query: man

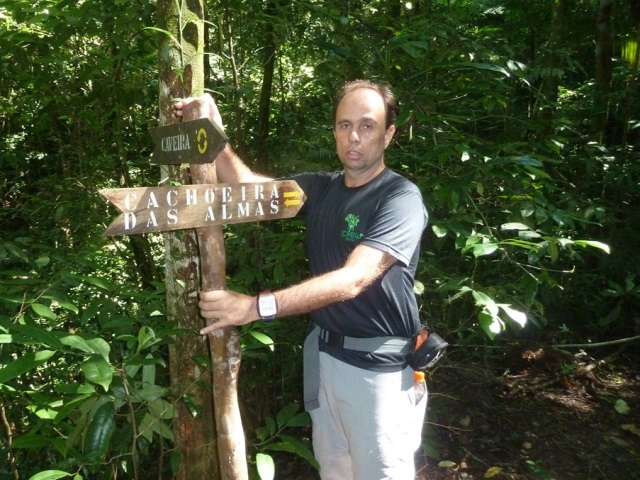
175;80;429;480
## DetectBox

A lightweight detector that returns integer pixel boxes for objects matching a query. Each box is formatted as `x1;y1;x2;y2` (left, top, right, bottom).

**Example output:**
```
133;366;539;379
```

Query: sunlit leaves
256;453;275;480
452;288;529;340
60;335;110;361
31;303;56;320
27;471;76;480
248;330;275;352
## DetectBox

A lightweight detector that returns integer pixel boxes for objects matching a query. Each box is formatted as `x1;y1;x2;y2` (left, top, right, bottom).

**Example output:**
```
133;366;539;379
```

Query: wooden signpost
149;117;229;164
101;118;306;236
101;111;305;479
100;181;305;236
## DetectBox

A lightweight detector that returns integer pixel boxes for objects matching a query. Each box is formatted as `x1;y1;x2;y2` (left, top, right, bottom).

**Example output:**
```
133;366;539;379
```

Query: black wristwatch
257;291;278;322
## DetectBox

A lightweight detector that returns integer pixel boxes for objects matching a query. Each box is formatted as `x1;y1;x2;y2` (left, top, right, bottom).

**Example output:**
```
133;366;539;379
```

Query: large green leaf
148;398;174;420
248;330;274;347
461;62;510;77
83;400;115;462
572;240;610;254
81;355;113;392
276;403;300;429
477;310;502;340
12;324;63;349
499;304;527;328
137;326;160;352
53;393;94;423
139;412;174;442
265;434;319;469
471;243;499;258
135;384;168;402
256;453;275;480
60;335;110;361
11;433;52;449
142;354;156;385
84;337;111;360
31;303;57;320
54;298;78;314
0;350;55;384
28;470;72;480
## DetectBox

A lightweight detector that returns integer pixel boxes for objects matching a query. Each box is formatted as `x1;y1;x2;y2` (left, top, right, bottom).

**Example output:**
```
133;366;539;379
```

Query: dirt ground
417;342;640;480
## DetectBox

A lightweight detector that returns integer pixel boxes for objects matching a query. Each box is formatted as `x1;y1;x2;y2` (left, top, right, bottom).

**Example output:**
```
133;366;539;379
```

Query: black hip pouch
409;329;449;371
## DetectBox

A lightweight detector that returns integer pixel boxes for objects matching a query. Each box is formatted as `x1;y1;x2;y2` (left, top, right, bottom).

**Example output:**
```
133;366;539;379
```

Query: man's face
333;88;395;186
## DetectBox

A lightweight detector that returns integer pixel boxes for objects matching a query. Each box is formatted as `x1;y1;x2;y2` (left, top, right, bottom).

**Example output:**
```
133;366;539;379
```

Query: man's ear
384;125;396;148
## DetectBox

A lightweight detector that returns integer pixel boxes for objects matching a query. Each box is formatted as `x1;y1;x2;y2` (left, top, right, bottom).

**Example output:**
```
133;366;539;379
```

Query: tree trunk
222;7;249;160
592;0;614;143
157;0;220;478
538;0;565;138
620;1;640;146
256;0;278;172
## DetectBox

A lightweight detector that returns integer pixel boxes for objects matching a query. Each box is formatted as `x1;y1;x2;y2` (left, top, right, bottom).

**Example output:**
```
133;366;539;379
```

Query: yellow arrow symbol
283;191;301;207
197;128;208;154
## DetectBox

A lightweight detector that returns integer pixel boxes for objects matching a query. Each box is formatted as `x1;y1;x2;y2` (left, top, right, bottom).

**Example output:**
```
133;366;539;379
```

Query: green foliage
0;238;177;478
253;402;318;479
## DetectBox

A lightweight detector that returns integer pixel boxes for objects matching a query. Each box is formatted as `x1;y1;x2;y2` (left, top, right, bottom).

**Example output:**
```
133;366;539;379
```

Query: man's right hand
174;93;271;185
174;93;224;131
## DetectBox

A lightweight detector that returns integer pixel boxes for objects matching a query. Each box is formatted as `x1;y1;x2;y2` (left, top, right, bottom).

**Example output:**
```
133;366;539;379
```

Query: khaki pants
310;352;427;480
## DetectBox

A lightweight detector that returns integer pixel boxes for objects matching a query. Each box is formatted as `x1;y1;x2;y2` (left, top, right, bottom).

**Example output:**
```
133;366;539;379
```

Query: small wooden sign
100;181;306;236
149;118;229;164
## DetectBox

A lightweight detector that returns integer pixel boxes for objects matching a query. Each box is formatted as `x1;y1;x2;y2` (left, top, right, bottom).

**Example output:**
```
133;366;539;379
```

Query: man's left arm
198;243;396;335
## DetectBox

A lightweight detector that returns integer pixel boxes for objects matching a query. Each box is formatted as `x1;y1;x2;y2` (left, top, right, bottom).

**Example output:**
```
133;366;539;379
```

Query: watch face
259;293;277;318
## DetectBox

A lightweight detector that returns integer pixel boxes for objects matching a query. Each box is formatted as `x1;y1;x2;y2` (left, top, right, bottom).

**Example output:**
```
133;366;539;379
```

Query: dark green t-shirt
292;168;428;371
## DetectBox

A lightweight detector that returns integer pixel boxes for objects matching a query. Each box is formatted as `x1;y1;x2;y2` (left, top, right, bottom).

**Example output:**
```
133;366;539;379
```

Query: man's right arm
198;243;397;334
214;143;272;184
174;94;272;184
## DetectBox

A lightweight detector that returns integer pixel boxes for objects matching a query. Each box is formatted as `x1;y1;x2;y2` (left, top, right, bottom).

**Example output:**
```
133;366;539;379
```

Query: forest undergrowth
418;342;640;480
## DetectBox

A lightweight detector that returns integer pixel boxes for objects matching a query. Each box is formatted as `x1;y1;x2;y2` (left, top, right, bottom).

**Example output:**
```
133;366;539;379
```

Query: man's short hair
333;80;399;130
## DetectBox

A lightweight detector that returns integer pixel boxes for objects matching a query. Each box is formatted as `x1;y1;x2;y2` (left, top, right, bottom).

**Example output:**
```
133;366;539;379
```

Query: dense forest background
1;0;639;479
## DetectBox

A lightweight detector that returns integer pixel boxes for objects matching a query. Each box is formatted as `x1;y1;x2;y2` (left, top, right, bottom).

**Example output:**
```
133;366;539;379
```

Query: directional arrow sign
100;181;306;236
149;118;229;164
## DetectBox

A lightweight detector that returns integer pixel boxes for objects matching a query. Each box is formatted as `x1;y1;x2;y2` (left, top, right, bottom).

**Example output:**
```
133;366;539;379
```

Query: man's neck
344;163;386;188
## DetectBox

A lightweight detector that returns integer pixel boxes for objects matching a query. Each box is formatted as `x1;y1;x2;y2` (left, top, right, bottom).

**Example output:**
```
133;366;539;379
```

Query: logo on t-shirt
341;214;364;242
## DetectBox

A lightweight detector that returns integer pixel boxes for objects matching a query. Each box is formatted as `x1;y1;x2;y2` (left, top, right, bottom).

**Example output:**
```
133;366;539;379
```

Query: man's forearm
273;272;354;318
198;244;395;333
272;244;396;318
216;144;272;184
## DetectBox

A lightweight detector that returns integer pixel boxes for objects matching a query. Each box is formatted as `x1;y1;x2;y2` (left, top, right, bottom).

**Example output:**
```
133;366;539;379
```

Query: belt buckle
321;329;345;348
328;332;344;348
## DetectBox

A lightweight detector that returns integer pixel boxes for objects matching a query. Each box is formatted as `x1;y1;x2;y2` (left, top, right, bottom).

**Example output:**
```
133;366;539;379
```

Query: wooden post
183;101;248;480
100;87;303;480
